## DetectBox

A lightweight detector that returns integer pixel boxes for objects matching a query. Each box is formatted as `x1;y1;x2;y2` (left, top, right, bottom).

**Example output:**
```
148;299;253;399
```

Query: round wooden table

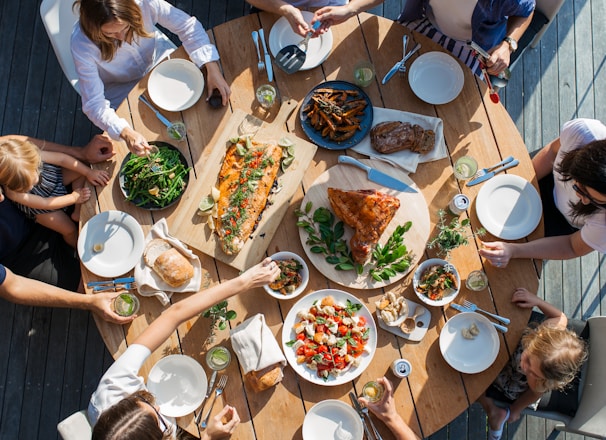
81;12;543;439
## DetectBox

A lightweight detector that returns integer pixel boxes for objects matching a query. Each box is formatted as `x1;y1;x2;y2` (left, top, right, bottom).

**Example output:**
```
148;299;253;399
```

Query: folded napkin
135;218;202;305
352;107;447;173
230;313;286;374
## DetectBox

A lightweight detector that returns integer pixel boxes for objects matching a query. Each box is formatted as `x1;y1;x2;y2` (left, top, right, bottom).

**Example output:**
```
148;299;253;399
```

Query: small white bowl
148;59;204;112
263;251;309;300
413;258;460;307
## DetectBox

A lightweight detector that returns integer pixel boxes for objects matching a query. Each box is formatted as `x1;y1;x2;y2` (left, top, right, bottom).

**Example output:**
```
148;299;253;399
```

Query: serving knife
338;155;417;193
258;28;273;82
450;303;508;333
86;277;135;287
466;159;519;186
349;392;376;440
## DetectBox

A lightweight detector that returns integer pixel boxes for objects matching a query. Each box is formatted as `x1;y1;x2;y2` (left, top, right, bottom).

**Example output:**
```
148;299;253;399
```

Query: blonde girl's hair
0;138;42;192
522;323;588;393
74;0;153;62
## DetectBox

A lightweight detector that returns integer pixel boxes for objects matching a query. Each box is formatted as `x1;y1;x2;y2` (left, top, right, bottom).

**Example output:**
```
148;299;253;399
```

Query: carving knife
195;370;217;425
349;392;375;440
450;303;508;333
466;159;519;186
338;155;417;193
259;28;273;82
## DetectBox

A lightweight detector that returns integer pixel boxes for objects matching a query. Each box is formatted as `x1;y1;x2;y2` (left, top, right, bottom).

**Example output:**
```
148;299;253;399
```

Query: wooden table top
80;12;543;439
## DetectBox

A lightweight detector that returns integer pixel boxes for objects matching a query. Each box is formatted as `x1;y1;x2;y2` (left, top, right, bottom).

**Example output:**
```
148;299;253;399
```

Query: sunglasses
136;394;171;435
572;183;606;210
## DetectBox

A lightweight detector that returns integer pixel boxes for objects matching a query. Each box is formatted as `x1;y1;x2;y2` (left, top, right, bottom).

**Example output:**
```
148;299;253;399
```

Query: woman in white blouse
71;0;231;156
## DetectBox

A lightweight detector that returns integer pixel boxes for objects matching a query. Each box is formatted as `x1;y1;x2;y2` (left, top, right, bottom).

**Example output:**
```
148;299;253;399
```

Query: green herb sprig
202;300;237;346
427;209;485;259
369;222;413;282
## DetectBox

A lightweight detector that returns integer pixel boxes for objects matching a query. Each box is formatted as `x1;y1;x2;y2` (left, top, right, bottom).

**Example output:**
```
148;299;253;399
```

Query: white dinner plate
146;354;207;417
269;11;333;71
303;400;364;440
439;312;499;374
408;52;464;105
282;289;377;386
475;174;542;240
148;58;205;112
78;210;145;278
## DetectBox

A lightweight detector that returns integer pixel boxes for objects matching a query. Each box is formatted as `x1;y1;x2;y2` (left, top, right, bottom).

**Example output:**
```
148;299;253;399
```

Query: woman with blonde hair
0;138;110;248
478;288;587;440
71;0;231;156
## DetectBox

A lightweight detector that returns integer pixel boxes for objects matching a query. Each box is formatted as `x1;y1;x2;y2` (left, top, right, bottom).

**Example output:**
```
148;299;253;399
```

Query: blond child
0;138;110;248
478;288;587;440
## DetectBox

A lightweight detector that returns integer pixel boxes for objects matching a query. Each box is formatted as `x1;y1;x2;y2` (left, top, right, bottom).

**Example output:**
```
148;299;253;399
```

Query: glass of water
256;84;277;109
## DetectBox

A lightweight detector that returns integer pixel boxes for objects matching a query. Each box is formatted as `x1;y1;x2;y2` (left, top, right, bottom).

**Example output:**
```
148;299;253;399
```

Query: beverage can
448;194;470;215
391;358;412;378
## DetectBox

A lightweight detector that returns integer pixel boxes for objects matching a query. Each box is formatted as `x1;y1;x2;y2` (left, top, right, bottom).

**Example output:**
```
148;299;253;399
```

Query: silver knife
466;159;519;186
349;392;375;440
338;155;417;193
86;277;135;287
139;95;171;128
450;303;508;333
382;60;403;84
195;370;217;425
258;28;273;82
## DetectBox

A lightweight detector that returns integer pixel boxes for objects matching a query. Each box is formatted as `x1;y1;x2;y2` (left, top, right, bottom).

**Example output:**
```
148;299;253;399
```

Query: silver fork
398;42;422;74
252;31;265;72
93;282;137;292
200;375;228;429
462;300;510;325
360;405;383;440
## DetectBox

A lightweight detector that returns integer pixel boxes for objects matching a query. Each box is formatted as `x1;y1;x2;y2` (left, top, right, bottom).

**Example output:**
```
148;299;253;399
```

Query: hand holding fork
200;375;228;429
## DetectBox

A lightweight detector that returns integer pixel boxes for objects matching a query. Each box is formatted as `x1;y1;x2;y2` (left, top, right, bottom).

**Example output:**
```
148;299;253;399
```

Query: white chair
40;0;81;93
39;0;177;95
57;409;92;440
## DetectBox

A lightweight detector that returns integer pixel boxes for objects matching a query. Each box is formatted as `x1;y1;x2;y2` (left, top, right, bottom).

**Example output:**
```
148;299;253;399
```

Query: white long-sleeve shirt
71;0;219;139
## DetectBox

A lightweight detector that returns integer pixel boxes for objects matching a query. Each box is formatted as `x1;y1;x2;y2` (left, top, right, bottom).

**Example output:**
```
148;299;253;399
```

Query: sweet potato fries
303;88;368;143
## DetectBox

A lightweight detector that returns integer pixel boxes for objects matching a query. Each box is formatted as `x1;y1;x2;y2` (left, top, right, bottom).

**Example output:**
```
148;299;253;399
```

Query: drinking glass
453;156;478;180
353;61;375;87
466;270;488;291
362;381;384;402
167;122;186;141
256;84;277;109
113;293;140;317
206;346;231;370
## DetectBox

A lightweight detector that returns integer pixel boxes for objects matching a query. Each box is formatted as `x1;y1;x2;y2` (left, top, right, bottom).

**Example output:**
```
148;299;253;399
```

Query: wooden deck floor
0;0;603;439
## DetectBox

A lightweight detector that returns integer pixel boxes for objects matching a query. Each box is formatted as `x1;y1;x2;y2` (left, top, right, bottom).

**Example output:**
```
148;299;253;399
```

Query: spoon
400;306;424;334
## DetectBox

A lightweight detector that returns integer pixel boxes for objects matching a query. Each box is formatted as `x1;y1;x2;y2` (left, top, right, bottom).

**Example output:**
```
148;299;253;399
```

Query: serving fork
462;300;510;325
200;375;228;429
251;31;265;72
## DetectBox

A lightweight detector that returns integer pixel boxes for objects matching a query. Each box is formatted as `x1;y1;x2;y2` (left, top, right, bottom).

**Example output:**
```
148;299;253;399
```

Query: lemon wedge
198;196;215;212
278;137;294;148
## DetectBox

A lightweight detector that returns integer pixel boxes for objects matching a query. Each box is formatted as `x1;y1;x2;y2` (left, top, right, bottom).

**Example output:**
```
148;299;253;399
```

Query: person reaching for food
72;0;231;156
89;258;281;439
477;288;586;440
480;118;606;266
247;0;347;37
0;138;110;248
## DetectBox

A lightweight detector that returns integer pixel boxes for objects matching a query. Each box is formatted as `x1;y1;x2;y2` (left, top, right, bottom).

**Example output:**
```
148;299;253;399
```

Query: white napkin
135;218;202;306
230;313;286;374
352;106;447;173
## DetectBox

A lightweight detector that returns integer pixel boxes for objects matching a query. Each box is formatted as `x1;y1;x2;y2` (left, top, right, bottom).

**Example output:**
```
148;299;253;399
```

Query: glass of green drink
113;293;140;317
453;156;478;180
206;346;231;370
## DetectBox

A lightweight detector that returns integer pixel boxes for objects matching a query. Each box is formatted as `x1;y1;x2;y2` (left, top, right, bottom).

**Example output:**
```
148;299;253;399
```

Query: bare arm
0;267;134;324
532;138;561;179
41;150;93;178
487;13;534;74
5;187;81;210
133;259;280;352
508;386;543;422
480;232;595;266
511;288;567;328
247;0;311;36
313;0;384;28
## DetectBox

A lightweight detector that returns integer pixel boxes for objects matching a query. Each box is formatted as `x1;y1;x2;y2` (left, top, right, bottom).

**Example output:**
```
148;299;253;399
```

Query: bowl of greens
119;141;191;210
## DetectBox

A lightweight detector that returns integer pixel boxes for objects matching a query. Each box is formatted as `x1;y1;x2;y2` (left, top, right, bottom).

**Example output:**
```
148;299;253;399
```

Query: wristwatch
504;36;518;52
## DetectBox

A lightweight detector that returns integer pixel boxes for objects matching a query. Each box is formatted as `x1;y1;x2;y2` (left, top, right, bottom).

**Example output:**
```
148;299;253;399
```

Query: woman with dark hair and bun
71;0;231;157
90;259;281;439
481;119;606;266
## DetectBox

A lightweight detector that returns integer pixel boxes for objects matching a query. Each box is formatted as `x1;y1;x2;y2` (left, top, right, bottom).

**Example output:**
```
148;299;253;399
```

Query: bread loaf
144;239;194;288
245;364;283;392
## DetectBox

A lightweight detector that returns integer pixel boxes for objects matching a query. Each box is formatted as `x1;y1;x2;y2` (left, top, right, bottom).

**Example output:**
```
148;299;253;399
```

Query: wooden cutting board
169;100;317;270
298;160;430;289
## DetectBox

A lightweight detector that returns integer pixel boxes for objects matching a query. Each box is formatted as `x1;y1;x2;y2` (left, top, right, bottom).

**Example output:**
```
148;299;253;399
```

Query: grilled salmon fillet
327;188;400;263
215;139;282;255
